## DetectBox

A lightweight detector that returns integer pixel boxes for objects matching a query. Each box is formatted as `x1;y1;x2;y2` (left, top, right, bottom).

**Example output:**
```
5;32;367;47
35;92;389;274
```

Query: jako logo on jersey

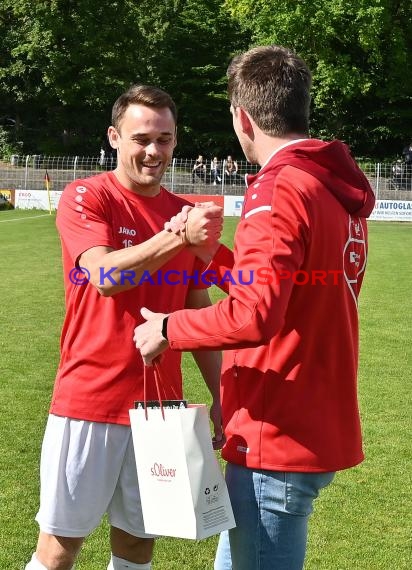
118;226;136;236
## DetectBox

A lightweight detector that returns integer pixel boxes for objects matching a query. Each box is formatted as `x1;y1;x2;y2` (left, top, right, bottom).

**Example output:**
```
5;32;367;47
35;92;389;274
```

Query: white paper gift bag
129;364;235;540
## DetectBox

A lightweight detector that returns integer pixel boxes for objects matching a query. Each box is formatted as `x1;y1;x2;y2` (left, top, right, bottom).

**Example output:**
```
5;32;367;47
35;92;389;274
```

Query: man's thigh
219;463;334;570
35;415;130;537
107;432;156;538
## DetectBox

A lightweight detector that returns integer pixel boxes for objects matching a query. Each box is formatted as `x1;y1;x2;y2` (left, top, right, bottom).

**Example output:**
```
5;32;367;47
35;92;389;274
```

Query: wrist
163;225;189;246
161;316;169;340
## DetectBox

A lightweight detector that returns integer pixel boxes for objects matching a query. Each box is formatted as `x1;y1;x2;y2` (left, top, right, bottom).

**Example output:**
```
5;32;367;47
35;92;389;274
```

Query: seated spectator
99;147;106;167
391;159;405;190
225;155;239;184
402;142;412;165
192;154;207;183
210;156;222;185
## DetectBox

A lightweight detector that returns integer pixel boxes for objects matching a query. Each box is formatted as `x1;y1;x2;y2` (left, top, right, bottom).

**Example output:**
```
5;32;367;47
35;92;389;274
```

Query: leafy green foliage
0;126;22;157
224;0;412;157
0;0;248;156
0;0;411;158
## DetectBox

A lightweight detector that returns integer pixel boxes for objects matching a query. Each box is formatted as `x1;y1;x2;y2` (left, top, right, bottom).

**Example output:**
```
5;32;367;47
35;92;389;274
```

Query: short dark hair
111;84;177;132
227;45;312;136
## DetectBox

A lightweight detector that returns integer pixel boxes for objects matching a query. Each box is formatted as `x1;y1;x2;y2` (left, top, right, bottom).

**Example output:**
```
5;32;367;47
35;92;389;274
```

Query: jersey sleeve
56;180;115;265
202;244;235;294
167;171;309;350
188;255;213;290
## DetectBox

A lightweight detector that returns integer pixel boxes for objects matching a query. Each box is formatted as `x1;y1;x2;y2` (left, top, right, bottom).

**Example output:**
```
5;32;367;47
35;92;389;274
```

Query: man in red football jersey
134;46;375;570
25;84;223;570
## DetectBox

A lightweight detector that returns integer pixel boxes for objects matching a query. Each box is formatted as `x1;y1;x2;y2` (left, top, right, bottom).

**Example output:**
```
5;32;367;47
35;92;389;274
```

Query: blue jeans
214;463;335;570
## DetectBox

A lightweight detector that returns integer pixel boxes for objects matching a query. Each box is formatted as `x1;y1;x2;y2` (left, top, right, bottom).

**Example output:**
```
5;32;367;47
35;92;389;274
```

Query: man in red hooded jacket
134;45;375;570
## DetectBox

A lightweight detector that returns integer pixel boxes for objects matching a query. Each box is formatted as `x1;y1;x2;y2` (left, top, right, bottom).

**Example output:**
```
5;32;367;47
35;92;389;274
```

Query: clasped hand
165;202;223;258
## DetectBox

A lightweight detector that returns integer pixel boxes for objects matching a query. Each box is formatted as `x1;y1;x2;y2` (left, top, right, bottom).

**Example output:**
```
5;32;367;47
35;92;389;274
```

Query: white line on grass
0;213;52;223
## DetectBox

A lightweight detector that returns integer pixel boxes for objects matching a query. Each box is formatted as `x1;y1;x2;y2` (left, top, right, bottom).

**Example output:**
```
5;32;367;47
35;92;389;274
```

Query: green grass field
0;210;411;569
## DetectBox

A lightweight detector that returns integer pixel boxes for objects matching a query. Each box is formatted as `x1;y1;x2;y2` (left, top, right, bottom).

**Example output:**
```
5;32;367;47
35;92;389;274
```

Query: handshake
164;201;223;261
133;200;224;367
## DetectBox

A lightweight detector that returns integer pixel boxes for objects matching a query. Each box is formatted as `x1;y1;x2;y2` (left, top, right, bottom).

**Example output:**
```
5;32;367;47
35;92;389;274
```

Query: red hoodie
168;139;375;472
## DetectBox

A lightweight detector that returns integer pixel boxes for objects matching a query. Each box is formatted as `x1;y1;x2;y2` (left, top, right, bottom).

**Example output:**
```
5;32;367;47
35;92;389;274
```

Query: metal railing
1;154;411;200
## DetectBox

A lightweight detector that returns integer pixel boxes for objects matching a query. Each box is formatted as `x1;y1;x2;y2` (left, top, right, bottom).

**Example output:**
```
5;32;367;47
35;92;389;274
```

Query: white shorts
35;414;155;538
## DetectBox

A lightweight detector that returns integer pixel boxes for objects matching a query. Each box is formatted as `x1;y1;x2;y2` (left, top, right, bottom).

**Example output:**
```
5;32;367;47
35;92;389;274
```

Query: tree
107;0;250;157
0;0;151;153
224;0;412;157
0;0;248;156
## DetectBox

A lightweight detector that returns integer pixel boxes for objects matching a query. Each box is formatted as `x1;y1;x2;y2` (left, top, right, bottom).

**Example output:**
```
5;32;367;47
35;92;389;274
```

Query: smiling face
108;103;177;196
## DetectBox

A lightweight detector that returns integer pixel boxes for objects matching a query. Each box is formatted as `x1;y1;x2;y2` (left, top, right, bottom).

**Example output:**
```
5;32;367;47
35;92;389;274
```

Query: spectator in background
210;156;222;185
224;155;239;184
402;142;412;165
401;141;412;190
391;159;404;188
192;154;207;183
99;147;106;167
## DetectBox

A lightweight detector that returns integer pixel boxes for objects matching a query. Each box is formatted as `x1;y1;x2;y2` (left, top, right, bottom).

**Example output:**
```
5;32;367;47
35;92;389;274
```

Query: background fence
1;154;412;200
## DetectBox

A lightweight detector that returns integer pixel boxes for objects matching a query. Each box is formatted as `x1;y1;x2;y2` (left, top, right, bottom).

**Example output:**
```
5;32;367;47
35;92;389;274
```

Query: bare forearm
83;203;223;296
192;350;222;401
189;241;221;264
82;230;186;296
192;349;224;448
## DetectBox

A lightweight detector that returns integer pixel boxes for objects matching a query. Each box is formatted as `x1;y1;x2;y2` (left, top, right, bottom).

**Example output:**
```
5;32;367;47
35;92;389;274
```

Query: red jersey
52;171;205;425
167;140;375;472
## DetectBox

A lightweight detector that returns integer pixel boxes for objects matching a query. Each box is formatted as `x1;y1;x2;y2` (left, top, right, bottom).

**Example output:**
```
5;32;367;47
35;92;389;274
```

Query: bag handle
143;360;165;420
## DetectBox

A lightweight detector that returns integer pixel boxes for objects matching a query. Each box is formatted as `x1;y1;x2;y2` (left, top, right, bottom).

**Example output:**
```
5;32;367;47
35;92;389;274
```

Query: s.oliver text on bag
151;462;177;478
